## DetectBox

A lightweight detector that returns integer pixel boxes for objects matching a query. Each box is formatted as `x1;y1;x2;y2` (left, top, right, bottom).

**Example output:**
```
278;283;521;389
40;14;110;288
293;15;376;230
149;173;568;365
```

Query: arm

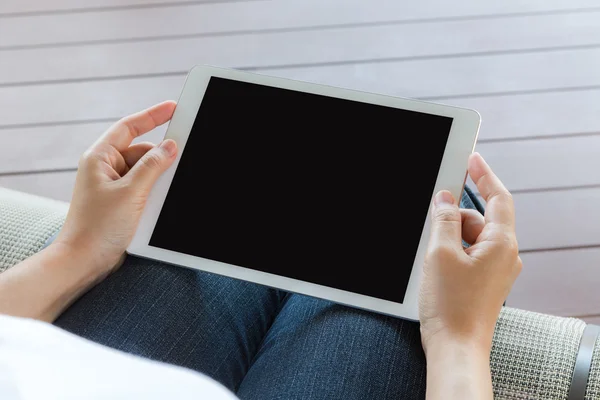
420;153;522;399
0;243;101;322
425;339;493;399
0;101;178;322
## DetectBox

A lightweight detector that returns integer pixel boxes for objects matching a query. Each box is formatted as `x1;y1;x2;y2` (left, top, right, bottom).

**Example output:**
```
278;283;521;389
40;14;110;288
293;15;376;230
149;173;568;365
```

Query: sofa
1;186;598;400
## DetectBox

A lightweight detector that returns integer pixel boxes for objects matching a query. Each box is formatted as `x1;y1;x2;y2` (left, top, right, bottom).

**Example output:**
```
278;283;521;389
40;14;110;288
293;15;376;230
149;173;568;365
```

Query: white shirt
0;314;239;400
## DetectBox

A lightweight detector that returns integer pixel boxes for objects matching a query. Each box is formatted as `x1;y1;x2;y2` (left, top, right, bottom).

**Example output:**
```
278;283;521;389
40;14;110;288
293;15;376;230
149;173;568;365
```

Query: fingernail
159;139;177;157
434;190;454;206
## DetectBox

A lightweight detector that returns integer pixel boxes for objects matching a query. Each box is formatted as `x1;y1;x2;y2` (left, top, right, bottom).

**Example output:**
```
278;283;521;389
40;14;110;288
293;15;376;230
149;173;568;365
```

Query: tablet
128;65;480;320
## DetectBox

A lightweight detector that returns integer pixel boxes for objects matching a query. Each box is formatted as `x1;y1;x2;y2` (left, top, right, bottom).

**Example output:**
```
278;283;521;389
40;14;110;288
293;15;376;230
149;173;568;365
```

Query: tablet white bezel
128;65;480;321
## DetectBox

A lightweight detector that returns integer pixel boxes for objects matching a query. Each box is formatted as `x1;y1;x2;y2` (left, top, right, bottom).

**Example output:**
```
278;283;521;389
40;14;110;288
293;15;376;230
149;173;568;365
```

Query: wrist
424;336;494;400
47;240;119;283
422;326;493;361
424;334;491;361
53;232;124;276
421;320;495;358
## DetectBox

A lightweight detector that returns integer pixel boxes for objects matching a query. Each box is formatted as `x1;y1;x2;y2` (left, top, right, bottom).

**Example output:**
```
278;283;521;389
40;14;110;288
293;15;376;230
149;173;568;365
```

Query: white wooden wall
1;0;599;321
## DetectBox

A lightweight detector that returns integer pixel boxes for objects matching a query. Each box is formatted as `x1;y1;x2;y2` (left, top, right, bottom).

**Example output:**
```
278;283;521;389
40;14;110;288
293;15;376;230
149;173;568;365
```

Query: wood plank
2;0;599;48
0;172;76;202
582;316;600;325
4;11;600;85
465;187;600;251
4;88;599;144
507;248;600;317
0;0;233;15
2;54;600;142
515;188;600;251
3;0;596;15
475;135;600;192
455;89;600;141
3;122;599;195
262;47;600;99
0;76;185;127
0;122;167;174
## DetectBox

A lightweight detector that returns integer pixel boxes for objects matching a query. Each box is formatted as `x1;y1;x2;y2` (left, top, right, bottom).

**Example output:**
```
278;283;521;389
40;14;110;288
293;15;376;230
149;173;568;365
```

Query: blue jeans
54;188;482;399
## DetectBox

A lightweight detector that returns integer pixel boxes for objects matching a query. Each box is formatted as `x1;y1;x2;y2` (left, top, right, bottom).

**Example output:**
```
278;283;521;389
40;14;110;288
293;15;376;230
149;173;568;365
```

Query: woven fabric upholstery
492;307;585;399
585;336;600;400
0;188;67;273
1;188;599;398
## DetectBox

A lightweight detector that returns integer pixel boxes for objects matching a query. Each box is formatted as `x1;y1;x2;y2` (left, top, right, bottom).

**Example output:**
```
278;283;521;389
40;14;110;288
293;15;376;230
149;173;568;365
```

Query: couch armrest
0;187;67;273
492;308;600;399
0;188;598;399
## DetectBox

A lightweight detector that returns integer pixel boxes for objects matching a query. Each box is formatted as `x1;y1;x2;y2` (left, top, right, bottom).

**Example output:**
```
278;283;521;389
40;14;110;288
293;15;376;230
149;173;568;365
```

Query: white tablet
128;65;480;320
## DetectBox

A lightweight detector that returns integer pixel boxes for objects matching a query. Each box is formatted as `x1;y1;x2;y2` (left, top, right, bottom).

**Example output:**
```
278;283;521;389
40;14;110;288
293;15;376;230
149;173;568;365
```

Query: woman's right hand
419;153;522;399
420;152;521;351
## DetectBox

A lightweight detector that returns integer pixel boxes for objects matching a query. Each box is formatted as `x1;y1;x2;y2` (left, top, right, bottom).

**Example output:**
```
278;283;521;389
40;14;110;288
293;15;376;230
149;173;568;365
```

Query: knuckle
141;152;163;169
501;190;514;203
429;244;457;262
118;116;138;138
117;175;135;190
514;256;524;273
503;232;520;258
493;189;514;204
78;148;99;168
118;178;147;198
508;241;520;260
434;207;459;223
490;231;519;258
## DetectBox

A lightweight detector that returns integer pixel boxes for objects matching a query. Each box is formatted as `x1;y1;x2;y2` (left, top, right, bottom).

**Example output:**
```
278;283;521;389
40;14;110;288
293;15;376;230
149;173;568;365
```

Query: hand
55;101;179;279
419;153;522;354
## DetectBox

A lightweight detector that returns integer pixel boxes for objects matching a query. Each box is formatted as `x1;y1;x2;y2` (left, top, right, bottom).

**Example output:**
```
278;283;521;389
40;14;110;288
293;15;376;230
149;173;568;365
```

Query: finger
429;190;463;252
468;152;515;228
460;208;485;244
125;139;178;191
97;101;176;152
122;142;155;169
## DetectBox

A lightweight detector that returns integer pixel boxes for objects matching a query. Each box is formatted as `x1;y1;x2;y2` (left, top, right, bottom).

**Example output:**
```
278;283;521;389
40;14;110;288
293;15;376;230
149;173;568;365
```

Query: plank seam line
421;84;600;101
2;6;600;49
248;43;600;72
0;119;116;130
0;71;188;88
519;244;600;254
515;184;600;194
478;131;600;144
0;0;261;18
2;84;600;130
572;314;600;320
474;183;600;196
0;168;77;177
2;169;599;199
3;43;600;88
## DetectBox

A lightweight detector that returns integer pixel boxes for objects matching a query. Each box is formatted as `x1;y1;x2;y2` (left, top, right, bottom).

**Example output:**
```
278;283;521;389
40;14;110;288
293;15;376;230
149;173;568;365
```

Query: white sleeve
0;314;239;400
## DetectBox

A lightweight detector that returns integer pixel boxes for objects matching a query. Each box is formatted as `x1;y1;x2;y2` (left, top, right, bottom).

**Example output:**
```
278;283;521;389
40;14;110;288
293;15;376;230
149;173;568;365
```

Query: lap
56;259;426;399
54;188;480;396
55;256;285;392
237;294;426;400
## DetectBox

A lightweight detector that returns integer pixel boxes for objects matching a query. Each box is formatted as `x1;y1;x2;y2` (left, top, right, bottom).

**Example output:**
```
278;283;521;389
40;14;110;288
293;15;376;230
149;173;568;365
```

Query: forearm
0;243;101;322
425;338;493;400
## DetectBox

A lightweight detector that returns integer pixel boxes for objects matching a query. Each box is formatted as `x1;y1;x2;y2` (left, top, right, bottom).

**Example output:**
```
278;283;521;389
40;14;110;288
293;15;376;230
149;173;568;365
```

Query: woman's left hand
55;101;179;279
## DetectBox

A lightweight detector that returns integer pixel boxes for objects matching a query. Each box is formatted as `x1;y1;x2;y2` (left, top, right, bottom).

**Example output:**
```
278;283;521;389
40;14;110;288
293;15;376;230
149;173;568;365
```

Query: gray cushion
0;187;67;273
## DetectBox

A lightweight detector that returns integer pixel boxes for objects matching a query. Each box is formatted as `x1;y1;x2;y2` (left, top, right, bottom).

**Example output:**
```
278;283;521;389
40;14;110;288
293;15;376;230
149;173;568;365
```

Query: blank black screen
150;77;452;304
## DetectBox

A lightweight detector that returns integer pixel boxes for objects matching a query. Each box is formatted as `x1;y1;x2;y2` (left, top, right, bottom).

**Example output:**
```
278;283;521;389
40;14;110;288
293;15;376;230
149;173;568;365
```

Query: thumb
126;139;178;190
429;190;462;251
